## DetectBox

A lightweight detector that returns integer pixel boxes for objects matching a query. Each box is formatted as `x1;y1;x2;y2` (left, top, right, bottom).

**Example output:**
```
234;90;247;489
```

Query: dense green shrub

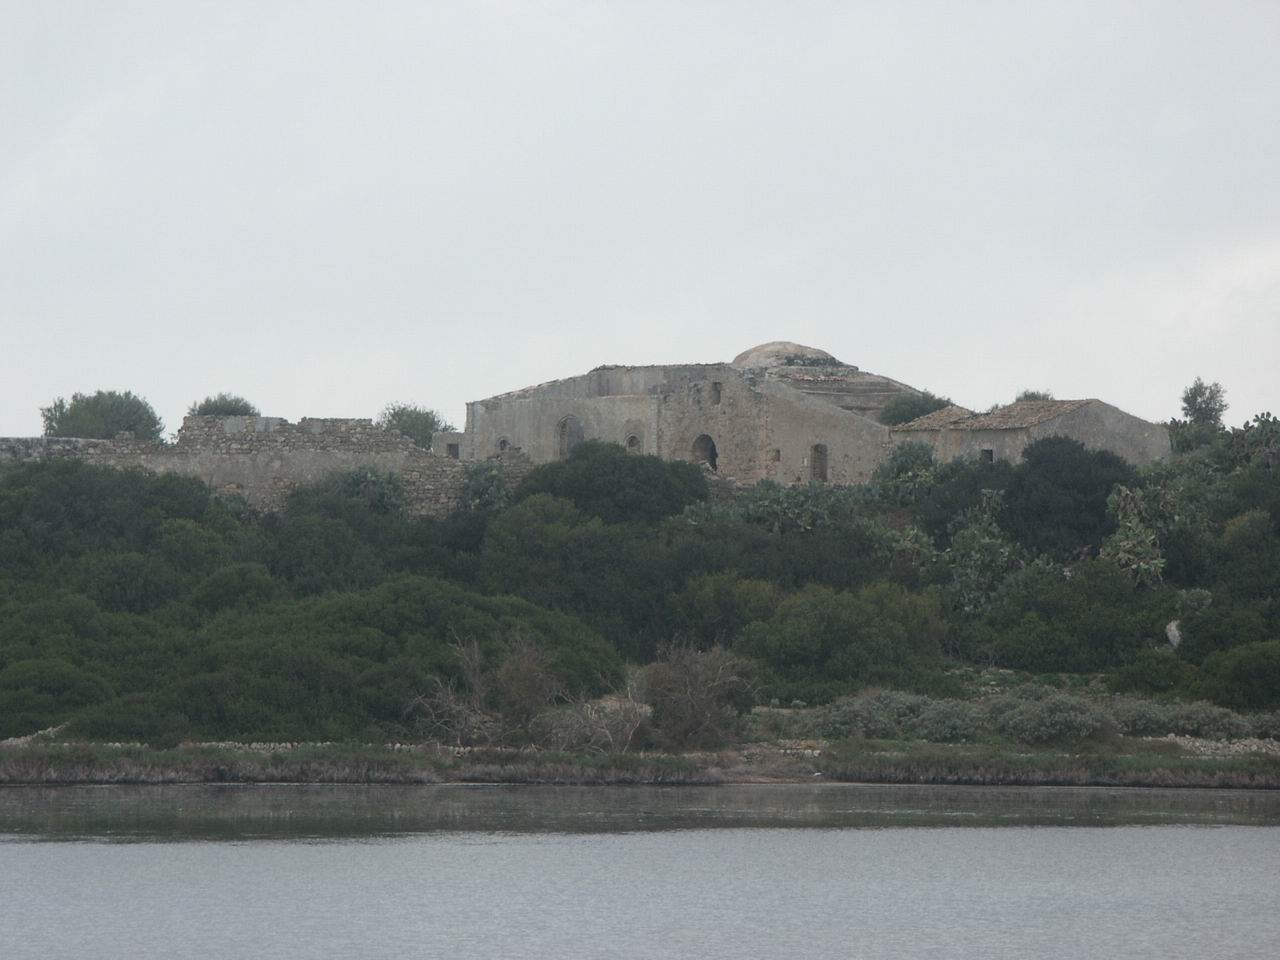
1201;641;1280;711
739;582;945;698
40;390;164;442
517;441;708;524
1001;437;1137;559
188;393;259;417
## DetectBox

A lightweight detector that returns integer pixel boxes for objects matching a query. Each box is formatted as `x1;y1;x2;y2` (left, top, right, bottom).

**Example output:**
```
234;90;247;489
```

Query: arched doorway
625;434;641;453
810;443;828;482
692;434;718;472
556;415;583;459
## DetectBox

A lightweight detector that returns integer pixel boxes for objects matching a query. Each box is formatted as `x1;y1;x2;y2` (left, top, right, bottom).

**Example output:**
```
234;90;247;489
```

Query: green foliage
376;403;455;450
1108;648;1199;696
1181;377;1227;427
187;393;260;417
517;440;708;524
994;693;1108;743
1015;389;1054;402
1001;437;1138;559
878;391;951;426
739;582;945;699
461;462;511;513
974;559;1174;672
1202;641;1280;711
672;573;781;646
40;390;164;442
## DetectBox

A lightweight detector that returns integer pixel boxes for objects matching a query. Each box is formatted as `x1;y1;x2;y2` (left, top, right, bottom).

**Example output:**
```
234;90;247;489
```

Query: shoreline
2;738;1278;790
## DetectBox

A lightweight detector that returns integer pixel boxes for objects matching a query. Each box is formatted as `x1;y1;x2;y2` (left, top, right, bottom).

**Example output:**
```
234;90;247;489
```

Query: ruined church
437;341;1171;484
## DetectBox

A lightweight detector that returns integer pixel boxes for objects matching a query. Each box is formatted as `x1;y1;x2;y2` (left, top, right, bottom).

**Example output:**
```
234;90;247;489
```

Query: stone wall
0;417;533;518
891;400;1172;467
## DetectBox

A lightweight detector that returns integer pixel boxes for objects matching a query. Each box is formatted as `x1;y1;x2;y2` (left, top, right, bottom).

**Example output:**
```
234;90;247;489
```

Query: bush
376;403;455;450
40;390;164;442
816;690;929;739
516;441;708;524
913;699;983;742
1250;711;1280;740
1109;648;1199;696
1166;701;1252;740
996;694;1108;743
1201;640;1280;710
188;393;259;417
1105;697;1176;737
642;645;755;750
739;582;945;693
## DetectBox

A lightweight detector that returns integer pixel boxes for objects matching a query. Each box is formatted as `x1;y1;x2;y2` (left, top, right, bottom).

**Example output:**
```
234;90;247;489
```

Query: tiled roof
896;399;1095;432
893;404;974;430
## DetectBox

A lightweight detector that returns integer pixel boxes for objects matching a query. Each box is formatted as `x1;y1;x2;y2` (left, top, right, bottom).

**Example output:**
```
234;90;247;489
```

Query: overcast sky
3;0;1277;437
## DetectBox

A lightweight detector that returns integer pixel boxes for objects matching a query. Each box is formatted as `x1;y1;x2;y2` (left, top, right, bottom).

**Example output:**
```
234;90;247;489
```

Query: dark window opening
768;448;781;462
497;437;509;453
446;443;460;460
710;382;722;405
981;449;995;463
556;415;584;459
625;434;641;453
810;443;829;482
692;434;718;472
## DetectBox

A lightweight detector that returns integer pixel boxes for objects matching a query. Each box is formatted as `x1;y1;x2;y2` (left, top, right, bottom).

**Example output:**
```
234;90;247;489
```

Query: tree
1181;378;1227;427
188;393;260;417
1015;389;1054;402
879;391;952;426
40;390;164;442
515;440;708;524
377;403;455;450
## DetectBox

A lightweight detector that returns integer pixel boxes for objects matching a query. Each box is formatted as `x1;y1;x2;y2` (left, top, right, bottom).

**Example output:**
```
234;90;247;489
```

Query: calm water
3;784;1279;959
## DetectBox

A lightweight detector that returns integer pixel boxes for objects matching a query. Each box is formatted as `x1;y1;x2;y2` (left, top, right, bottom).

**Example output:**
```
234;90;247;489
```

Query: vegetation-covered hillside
1;404;1277;747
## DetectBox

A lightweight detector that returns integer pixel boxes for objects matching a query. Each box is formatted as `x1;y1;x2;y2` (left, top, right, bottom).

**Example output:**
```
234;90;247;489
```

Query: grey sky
3;0;1277;437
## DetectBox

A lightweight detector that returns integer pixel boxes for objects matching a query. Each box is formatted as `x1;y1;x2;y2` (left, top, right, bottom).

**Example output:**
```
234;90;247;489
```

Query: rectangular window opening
446;443;461;460
710;382;722;405
980;449;994;463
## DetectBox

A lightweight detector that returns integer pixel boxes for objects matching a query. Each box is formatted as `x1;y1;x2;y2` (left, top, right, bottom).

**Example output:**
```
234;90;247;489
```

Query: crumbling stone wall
0;417;531;518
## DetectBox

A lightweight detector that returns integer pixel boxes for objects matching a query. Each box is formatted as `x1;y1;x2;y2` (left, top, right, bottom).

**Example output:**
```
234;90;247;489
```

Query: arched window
692;434;718;472
810;443;828;482
625;434;641;453
497;437;510;453
556;415;583;459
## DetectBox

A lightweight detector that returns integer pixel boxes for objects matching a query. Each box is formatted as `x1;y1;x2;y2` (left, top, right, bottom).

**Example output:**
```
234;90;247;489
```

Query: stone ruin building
0;341;1170;516
440;341;1171;485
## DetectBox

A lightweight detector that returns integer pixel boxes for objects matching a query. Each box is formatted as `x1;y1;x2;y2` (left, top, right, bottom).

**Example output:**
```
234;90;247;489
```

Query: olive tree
40;390;164;442
376;403;455;450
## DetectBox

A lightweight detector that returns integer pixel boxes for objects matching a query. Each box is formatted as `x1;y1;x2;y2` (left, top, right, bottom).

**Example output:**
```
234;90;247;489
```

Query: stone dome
731;341;844;369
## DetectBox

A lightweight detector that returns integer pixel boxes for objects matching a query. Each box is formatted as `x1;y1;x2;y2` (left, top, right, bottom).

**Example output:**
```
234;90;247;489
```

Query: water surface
3;785;1277;959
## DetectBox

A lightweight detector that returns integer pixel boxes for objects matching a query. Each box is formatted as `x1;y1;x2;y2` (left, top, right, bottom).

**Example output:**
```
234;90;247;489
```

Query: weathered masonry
0;416;530;517
0;340;1171;513
449;341;1171;482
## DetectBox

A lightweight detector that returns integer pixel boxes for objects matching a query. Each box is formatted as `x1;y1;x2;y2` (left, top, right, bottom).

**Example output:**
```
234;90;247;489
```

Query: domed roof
731;341;843;369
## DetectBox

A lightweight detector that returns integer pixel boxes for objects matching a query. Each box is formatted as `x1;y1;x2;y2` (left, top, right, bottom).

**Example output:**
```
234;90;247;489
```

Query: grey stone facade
457;341;1171;481
0;341;1171;512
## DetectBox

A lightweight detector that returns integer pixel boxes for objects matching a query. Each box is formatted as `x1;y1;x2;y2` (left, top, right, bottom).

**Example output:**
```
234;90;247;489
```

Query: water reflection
2;783;1278;841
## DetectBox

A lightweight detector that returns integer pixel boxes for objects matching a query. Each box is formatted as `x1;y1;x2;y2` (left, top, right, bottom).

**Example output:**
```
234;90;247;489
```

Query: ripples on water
2;785;1278;959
